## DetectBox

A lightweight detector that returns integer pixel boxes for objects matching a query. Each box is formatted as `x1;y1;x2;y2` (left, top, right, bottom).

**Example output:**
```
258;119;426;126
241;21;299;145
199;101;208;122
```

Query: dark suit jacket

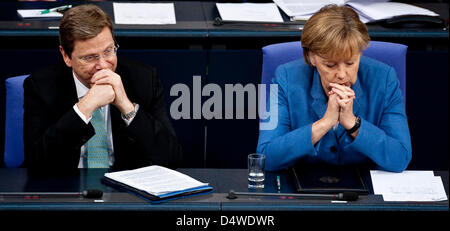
23;58;182;170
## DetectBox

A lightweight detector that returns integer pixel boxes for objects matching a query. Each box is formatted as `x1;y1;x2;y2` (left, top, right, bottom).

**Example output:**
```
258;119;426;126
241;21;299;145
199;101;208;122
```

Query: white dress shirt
71;72;137;168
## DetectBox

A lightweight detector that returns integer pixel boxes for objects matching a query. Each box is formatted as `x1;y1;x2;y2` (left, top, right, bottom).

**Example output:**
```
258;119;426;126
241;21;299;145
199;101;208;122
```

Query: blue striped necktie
87;108;109;168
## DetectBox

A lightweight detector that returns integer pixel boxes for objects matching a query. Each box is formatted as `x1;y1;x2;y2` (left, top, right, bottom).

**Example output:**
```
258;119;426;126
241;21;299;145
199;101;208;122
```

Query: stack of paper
273;0;439;23
103;165;212;200
346;1;438;23
370;170;448;202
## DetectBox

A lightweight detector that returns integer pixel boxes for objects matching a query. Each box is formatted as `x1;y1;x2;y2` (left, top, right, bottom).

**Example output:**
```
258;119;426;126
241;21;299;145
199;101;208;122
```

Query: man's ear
59;46;72;68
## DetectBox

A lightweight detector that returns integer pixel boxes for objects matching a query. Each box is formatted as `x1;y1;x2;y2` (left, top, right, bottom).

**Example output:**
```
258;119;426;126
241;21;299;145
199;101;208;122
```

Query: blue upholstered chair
4;75;29;167
261;41;407;103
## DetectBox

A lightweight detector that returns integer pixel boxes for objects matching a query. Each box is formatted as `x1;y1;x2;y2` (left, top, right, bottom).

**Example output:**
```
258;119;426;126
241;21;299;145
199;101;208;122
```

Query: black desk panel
202;2;449;41
0;168;447;210
0;1;209;38
0;168;447;228
0;1;447;40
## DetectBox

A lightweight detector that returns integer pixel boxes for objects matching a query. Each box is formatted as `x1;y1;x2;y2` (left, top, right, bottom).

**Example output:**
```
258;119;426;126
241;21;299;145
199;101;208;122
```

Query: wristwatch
346;117;361;134
121;104;137;121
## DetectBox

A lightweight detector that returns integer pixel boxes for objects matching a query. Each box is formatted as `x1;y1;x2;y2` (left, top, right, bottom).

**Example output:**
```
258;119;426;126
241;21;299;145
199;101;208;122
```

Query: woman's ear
308;51;316;67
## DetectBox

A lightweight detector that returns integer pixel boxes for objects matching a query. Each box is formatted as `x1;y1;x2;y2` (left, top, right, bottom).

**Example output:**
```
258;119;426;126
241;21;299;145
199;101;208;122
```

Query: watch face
125;110;135;119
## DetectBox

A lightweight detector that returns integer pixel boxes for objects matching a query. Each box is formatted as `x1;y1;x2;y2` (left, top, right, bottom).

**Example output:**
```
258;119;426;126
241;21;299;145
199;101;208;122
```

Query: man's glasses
78;44;119;64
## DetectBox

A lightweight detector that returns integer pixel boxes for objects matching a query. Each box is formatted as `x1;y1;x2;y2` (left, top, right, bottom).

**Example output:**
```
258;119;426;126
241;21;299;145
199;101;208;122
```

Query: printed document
113;3;176;25
346;1;438;21
104;165;209;196
273;0;439;23
370;170;448;202
273;0;346;17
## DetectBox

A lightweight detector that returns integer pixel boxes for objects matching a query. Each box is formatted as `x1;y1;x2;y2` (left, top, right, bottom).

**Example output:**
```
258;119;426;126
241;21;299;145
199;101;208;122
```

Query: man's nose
95;56;109;70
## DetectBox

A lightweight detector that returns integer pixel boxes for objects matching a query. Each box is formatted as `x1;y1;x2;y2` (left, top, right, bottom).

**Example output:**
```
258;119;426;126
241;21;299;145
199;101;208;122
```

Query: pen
276;175;281;192
40;5;72;15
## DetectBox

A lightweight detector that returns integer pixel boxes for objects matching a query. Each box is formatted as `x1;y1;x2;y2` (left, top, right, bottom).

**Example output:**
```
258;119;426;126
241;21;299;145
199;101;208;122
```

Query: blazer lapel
310;69;328;120
351;76;363;117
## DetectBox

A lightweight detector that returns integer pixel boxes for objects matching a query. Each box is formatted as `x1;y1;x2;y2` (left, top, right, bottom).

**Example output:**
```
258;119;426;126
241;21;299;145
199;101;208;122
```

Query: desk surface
0;168;447;212
0;1;448;39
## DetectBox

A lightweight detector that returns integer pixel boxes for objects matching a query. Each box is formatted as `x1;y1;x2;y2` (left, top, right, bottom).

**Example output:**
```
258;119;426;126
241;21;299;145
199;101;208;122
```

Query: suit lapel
109;62;136;139
51;63;79;114
115;62;137;103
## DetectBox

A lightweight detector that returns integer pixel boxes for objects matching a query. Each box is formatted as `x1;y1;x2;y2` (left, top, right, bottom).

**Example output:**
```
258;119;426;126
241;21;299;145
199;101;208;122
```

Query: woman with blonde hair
257;5;411;172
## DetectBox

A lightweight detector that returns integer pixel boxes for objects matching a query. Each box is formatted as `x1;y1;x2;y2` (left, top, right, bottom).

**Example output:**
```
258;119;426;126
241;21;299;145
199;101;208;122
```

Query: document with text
113;3;176;25
273;0;439;23
370;170;448;202
103;165;212;201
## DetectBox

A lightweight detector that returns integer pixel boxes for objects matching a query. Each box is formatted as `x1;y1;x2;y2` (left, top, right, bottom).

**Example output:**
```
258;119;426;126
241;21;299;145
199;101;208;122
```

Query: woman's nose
336;65;346;80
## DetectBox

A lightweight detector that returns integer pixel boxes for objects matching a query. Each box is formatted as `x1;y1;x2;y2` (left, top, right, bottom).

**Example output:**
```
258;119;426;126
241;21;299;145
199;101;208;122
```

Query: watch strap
346;117;361;134
121;103;137;121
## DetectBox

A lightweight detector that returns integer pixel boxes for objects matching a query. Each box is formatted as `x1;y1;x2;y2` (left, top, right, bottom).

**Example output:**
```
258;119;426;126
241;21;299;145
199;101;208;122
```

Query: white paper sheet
113;3;176;25
273;0;437;23
17;9;63;18
216;3;284;23
273;0;346;17
346;2;438;21
104;165;209;196
370;170;448;202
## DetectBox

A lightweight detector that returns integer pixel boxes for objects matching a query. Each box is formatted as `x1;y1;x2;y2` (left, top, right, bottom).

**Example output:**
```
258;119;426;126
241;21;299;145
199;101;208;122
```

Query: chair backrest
261;41;407;102
4;75;29;168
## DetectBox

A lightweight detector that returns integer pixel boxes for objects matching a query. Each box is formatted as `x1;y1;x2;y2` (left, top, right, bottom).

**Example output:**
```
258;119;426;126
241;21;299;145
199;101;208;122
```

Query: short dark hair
59;4;113;58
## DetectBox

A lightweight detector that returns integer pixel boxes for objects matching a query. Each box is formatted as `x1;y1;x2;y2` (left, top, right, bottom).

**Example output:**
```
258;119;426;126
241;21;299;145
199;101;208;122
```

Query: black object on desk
0;189;103;199
226;190;359;201
379;14;446;28
291;164;369;195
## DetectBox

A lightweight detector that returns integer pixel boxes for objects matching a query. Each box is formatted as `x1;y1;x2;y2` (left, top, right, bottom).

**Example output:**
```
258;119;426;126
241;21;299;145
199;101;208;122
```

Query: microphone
81;189;104;199
0;189;103;199
214;17;224;26
227;190;358;201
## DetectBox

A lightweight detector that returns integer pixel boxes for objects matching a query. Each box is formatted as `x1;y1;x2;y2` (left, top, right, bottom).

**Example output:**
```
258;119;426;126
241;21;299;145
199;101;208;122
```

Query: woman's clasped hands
325;83;357;130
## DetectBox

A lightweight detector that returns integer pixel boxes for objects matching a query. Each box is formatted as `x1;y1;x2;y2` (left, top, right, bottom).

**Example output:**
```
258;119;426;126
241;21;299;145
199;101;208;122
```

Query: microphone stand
226;190;358;201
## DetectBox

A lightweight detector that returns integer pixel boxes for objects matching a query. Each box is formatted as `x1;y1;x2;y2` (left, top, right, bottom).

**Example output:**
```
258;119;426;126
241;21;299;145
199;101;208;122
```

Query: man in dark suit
23;4;182;170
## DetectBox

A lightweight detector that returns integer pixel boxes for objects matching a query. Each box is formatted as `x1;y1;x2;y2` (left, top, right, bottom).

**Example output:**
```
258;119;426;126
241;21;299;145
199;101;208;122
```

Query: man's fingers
92;69;116;83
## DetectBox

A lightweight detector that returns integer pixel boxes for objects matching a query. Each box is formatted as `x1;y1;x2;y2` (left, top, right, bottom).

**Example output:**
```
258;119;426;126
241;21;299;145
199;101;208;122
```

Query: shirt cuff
73;104;91;124
122;104;139;126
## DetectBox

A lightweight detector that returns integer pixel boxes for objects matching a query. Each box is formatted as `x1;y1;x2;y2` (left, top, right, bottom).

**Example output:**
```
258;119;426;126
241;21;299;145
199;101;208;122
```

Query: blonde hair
301;5;369;65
